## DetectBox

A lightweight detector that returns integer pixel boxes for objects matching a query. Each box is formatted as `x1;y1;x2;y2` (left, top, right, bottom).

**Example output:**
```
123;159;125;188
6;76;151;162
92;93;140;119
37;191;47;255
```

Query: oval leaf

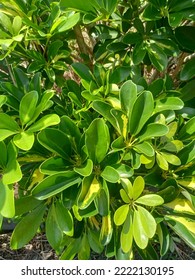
136;194;164;206
130;91;154;135
10;204;46;249
114;204;129;226
38;128;72;159
132;176;145;200
85;118;110;163
13;131;35;151
101;166;120;183
46;203;63;251
133;209;148;249
55;200;74;236
32;171;81;200
137;205;156;238
19;91;39;126
138;123;169;142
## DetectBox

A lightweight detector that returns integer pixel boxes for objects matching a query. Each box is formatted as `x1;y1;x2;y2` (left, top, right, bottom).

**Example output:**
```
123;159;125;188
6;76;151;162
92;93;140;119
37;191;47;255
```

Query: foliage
0;0;195;260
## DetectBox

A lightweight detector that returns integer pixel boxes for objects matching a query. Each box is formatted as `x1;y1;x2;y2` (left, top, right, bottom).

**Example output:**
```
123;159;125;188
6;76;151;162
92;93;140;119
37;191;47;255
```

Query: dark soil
0;233;58;260
0;233;194;260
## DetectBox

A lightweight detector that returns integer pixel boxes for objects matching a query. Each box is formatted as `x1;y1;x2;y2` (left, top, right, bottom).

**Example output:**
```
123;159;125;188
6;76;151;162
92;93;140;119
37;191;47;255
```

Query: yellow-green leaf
136;194;164;206
137;205;156;238
114;204;129;226
164;197;195;215
0;182;15;218
78;176;101;209
13;131;35;151
100;213;113;246
132;176;145;200
121;211;133;253
133;209;148;249
156;152;169;170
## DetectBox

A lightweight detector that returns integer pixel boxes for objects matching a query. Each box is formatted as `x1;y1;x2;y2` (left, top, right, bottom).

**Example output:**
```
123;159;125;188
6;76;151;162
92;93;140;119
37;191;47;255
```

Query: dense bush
0;0;195;259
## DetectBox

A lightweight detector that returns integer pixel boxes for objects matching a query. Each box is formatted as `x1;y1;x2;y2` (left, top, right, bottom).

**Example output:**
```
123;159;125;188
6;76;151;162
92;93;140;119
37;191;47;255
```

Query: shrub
0;0;195;260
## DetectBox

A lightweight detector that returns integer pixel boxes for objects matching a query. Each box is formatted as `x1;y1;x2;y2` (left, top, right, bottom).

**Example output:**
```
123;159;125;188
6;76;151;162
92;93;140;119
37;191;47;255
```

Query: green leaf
27;114;60;132
28;90;55;125
46;203;63;251
12;16;22;35
169;0;195;12
15;196;43;216
160;152;181;166
38;128;72;159
60;238;82;260
121;211;133;253
2;142;22;185
0;12;13;34
178;140;195;165
0;113;20;141
92;101;118;131
59;115;81;143
54;13;80;33
114;204;129;226
134;142;154;157
181;80;195;102
60;0;96;13
142;4;162;21
175;26;195;52
120;80;137;120
136;194;164;207
19;91;38;126
110;67;131;84
0;181;15;218
133;209;148;249
95;180;110;216
78;175;100;209
79;202;98;217
178;116;195;140
154;97;184;113
74;159;93;177
113;164;133;178
72;63;93;83
132;176;145;200
32;171;81;200
0;95;7;107
40;157;70;175
137;205;156;238
101;166;120;183
10;204;46;249
129;91;154;135
123;32;143;44
55;200;74;236
165;215;195;250
0;141;7;168
157;223;170;257
13;131;35;151
156;152;169;170
100;214;113;246
85;118;110;163
147;43;168;71
180;56;195;81
138;123;169;142
132;42;147;65
164;197;195;215
88;229;104;254
78;233;90;260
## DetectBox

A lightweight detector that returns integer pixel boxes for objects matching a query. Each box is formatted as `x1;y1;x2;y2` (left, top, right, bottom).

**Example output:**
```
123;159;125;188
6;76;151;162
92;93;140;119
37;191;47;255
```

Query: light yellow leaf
164;197;195;215
178;177;195;190
29;169;45;190
167;215;195;234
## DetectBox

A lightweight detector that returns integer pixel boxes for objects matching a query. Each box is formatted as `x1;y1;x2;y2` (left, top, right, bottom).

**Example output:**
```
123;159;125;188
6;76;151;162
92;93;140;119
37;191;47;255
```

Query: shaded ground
0;233;194;260
0;233;58;260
